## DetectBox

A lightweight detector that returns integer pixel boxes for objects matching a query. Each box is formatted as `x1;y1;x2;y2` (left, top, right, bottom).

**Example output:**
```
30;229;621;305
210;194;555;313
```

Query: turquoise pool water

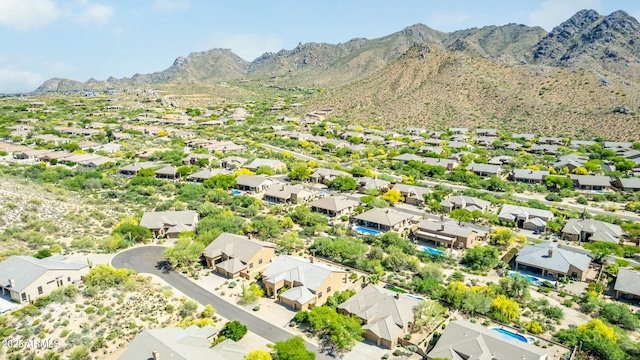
230;190;242;195
492;328;534;343
354;226;382;235
417;245;443;256
508;271;555;287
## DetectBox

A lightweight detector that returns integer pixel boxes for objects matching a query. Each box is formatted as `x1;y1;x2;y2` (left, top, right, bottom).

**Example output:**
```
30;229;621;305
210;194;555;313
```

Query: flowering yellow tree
491;295;520;322
381;189;404;203
577;319;618;343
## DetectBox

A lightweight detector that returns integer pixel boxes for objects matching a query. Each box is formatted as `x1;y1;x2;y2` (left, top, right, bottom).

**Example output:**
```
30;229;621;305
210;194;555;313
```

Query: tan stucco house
514;243;591;281
337;284;419;349
203;233;276;279
139;210;199;238
414;220;481;249
0;256;89;304
262;256;348;310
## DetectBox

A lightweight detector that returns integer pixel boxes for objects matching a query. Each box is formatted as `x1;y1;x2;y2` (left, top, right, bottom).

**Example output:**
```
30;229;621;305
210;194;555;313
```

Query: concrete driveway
111;246;331;360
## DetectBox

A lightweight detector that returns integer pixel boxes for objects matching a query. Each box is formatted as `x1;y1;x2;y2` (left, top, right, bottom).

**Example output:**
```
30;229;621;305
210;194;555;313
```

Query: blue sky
0;0;638;93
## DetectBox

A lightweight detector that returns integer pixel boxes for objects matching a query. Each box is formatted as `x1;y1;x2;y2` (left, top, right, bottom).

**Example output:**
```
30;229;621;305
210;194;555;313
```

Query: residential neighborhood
1;88;640;360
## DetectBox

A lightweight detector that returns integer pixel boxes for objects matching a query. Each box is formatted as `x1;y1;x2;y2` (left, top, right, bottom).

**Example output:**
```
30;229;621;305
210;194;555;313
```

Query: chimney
441;224;445;231
309;256;314;264
152;350;160;360
548;249;553;257
8;278;15;288
395;292;400;300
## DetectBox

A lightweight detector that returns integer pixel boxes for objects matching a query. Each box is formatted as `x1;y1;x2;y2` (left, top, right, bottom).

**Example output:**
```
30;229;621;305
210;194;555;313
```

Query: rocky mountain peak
173;56;187;67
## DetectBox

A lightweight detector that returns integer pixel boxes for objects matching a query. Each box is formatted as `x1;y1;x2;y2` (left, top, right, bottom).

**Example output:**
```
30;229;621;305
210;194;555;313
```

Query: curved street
111;246;329;359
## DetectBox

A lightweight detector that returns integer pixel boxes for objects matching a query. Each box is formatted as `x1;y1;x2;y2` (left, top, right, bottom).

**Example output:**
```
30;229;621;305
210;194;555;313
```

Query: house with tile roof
512;169;549;184
466;163;502;178
263;184;314;204
337;284;419;349
187;168;228;183
569;175;613;191
139;210;199;238
309;168;351;184
357;177;390;194
353;208;414;233
561;219;623;244
0;256;89;304
611;177;640;192
234;175;272;193
553;154;588;171
244;158;287;172
440;195;490;213
498;204;553;232
203;233;276;279
392;153;425;162
421;157;458;172
614;268;640;300
390;183;432;205
118;162;158;176
118;325;246;360
515;242;591;281
262;256;348;310
309;196;359;217
415;220;482;249
427;320;548;360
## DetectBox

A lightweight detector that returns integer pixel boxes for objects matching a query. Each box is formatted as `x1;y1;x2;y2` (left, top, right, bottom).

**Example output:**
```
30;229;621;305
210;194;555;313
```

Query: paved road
261;143;324;163
112;247;330;359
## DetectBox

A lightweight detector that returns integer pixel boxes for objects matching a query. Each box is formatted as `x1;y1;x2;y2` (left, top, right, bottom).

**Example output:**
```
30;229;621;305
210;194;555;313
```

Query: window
37;286;43;295
249;263;254;269
258;259;263;264
327;286;331;293
318;292;323;298
67;277;71;282
21;293;26;301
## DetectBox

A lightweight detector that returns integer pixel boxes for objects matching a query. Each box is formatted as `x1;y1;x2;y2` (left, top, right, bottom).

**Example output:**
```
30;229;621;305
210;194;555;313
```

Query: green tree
251;215;283;239
180;299;199;318
219;320;248;341
450;208;472;224
499;273;530;299
240;282;264;305
201;304;216;319
325;289;356;309
256;165;274;176
307;306;363;351
413;300;445;332
203;174;237;189
246;349;272;360
112;222;152;243
271;336;315;360
462;246;499;271
43;352;62;360
69;345;90;360
327;175;357;191
462;291;492;316
600;303;639;330
276;232;305;254
490;228;515;247
164;237;205;268
288;163;311;181
84;265;135;290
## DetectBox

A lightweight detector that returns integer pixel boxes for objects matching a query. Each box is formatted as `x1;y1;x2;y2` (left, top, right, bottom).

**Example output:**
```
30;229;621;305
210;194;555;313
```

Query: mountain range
34;9;640;139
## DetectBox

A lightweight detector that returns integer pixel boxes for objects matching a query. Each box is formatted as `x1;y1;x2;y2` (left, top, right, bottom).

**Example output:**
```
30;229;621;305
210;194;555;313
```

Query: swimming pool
417;245;443;256
508;271;555;287
491;327;535;343
230;189;242;195
354;226;382;235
